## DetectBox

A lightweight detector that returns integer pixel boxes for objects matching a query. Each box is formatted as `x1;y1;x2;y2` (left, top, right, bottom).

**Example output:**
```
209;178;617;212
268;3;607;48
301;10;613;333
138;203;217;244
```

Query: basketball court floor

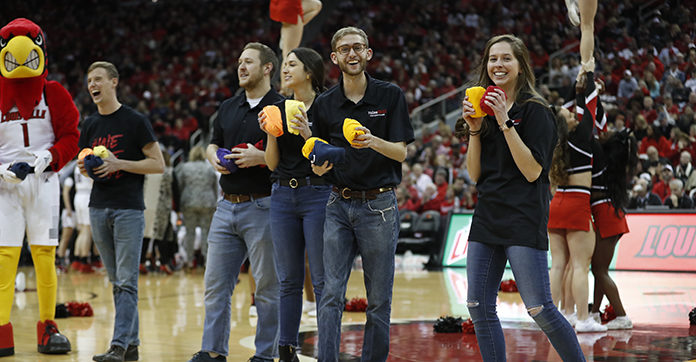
5;254;696;361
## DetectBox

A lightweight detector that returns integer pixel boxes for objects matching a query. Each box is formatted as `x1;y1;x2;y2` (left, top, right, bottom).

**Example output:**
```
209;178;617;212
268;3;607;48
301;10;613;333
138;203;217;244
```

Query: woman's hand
482;88;508;127
311;160;333;176
290;106;312;140
257;110;273;137
461;96;483;132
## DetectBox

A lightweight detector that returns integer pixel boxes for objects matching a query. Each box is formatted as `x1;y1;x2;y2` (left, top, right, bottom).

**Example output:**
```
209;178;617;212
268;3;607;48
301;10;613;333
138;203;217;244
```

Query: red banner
618;214;696;271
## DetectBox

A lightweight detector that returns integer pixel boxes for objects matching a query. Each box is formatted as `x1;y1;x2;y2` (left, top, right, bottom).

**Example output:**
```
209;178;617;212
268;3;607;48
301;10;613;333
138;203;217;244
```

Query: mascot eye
0;38;6;48
34;34;43;46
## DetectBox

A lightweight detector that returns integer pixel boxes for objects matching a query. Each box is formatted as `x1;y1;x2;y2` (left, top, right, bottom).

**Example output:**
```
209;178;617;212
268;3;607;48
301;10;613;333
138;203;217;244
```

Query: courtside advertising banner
440;212;696;272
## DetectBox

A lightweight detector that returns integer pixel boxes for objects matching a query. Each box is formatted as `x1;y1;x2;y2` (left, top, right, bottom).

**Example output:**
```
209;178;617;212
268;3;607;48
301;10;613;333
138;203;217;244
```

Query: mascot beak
0;34;45;79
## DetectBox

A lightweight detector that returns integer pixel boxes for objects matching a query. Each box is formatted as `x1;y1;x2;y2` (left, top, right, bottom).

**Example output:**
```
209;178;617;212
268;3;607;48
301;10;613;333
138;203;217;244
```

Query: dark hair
549;107;570;186
243;42;279;79
288;47;326;93
603;130;638;214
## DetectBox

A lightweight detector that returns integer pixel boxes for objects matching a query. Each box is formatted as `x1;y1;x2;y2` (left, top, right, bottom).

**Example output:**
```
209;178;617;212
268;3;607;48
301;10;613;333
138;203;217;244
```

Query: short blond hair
331;26;369;51
87;61;119;79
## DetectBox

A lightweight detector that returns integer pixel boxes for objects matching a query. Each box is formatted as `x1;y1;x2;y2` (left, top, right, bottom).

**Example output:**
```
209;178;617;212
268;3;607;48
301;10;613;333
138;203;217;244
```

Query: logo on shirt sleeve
368;109;387;117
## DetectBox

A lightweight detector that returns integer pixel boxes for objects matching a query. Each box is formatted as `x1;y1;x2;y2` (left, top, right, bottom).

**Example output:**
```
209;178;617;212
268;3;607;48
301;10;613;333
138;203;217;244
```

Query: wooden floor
5;254;696;361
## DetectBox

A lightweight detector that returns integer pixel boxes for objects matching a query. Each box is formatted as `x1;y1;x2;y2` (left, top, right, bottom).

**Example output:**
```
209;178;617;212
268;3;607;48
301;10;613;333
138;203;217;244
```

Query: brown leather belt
276;177;327;188
333;186;393;200
223;193;271;203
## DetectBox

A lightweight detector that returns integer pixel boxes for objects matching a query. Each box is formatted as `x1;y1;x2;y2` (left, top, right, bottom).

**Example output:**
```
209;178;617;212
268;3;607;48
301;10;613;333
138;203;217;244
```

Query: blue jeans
466;241;585;362
89;207;144;349
201;196;279;359
270;182;330;347
318;190;399;362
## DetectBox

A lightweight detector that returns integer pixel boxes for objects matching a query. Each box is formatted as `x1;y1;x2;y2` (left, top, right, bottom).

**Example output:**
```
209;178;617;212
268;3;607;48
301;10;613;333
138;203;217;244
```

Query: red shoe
37;320;70;354
159;265;173;275
0;323;13;356
91;260;103;269
82;263;95;273
139;264;149;275
70;261;82;271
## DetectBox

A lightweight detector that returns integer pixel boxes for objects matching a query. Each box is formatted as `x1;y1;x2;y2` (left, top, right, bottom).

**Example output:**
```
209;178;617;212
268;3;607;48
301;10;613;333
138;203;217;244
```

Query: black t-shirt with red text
78;105;157;210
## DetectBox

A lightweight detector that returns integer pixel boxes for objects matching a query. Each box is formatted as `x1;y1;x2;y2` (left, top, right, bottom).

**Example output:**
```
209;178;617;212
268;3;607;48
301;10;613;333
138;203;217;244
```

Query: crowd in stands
4;0;696;256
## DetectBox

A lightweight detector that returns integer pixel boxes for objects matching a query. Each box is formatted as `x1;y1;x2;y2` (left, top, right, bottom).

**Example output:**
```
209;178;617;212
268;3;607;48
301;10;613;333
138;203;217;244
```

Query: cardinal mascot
0;18;79;356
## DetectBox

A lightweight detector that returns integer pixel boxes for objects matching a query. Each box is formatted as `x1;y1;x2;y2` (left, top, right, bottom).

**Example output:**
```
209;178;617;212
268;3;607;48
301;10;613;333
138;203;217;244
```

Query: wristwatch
500;119;515;131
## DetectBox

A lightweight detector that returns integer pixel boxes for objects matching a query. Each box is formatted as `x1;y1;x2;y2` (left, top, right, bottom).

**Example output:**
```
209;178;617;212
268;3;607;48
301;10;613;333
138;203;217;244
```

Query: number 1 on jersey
21;123;30;147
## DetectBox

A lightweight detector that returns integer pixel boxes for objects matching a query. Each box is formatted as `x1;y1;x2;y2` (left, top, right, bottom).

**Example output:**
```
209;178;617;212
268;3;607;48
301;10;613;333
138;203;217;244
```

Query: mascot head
0;18;48;119
0;18;47;79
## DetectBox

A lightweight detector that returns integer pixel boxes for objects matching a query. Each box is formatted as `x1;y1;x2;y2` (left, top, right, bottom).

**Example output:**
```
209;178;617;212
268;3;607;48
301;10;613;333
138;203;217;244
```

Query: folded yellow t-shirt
342;118;365;145
302;137;328;159
465;86;487;118
285;99;305;135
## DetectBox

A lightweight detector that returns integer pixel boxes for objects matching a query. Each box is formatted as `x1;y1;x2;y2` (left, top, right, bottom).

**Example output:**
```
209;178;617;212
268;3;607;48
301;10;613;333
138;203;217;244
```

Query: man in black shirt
310;27;414;362
188;43;282;362
78;61;165;362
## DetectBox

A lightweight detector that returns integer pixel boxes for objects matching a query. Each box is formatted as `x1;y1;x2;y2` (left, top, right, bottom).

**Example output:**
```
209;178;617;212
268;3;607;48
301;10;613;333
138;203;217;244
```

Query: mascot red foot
0;18;79;356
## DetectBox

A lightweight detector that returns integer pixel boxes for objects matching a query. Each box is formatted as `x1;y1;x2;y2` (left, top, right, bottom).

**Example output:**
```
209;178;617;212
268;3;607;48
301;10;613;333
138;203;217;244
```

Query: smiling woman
456;34;586;361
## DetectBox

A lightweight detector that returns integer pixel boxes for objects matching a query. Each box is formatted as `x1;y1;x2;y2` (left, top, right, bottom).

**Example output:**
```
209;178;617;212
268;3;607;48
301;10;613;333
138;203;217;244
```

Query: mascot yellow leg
30;245;71;354
0;247;21;356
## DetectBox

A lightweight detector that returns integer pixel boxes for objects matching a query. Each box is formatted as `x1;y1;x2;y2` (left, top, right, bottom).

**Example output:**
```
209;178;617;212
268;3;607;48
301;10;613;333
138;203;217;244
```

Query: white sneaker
249;305;257;317
563;312;578;327
605;316;633;330
575;316;608;332
565;0;580;26
590;312;601;323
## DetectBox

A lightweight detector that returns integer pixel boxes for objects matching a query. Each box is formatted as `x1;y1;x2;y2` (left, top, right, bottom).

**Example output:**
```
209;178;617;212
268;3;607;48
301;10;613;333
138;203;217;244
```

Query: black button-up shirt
210;89;284;194
312;73;414;189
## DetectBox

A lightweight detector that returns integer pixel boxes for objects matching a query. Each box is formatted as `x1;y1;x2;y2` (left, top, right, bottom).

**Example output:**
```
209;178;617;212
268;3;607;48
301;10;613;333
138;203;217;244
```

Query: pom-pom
689;307;696;325
344;297;367;312
499;279;518;292
9;162;33;180
433;315;463;333
480;86;506;115
65;301;93;317
601;304;616;323
461;318;476;334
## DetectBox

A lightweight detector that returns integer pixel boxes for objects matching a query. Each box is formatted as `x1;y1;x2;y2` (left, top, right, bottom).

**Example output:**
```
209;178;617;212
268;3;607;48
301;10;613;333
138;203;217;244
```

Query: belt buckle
340;187;352;199
289;178;299;189
232;194;242;203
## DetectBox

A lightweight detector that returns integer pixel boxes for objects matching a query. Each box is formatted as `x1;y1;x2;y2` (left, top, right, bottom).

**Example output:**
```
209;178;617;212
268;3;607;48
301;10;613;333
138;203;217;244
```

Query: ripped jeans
466;241;585;362
318;190;399;362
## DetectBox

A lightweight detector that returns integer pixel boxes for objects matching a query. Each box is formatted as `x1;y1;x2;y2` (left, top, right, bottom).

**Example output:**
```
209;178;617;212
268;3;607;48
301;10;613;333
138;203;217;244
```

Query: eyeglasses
335;43;367;55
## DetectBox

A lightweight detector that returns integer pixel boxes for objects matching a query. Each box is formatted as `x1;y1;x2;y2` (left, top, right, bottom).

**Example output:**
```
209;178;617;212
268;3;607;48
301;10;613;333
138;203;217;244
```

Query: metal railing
410;85;467;128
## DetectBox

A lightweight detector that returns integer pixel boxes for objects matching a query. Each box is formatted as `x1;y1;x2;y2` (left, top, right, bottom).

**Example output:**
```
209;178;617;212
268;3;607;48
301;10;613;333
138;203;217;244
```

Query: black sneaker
248;356;274;362
188;351;226;361
93;345;125;362
125;345;138;361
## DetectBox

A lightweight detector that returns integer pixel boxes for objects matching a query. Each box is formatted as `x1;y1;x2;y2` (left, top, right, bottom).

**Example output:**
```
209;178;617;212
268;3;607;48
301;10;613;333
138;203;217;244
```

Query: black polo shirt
468;96;557;250
312;73;414;189
271;100;316;181
210;89;284;194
